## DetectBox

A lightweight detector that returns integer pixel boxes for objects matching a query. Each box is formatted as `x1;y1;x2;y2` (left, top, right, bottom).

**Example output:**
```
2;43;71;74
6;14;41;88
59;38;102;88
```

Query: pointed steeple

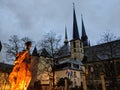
40;48;51;58
70;3;84;61
81;15;88;39
81;15;89;47
64;26;68;44
73;3;80;40
32;46;39;56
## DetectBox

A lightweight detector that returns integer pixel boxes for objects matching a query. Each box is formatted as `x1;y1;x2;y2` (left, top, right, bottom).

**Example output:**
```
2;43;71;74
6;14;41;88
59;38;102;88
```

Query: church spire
64;26;68;44
32;46;39;56
73;3;80;40
70;4;84;60
81;15;89;47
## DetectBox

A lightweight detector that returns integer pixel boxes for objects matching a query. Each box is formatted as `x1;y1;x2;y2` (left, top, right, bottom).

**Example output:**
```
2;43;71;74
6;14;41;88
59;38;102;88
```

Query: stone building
29;48;53;89
30;4;120;89
30;5;89;89
0;4;120;90
0;63;13;90
83;39;120;89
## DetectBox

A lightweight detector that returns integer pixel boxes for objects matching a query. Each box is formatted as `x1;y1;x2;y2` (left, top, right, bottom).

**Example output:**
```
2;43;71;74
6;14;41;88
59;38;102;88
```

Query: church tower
81;15;89;48
70;4;84;61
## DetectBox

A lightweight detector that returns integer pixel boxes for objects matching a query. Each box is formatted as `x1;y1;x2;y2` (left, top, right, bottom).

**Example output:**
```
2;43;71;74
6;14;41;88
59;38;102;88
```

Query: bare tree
3;35;33;61
100;33;120;89
97;32;119;59
38;31;61;55
4;35;20;61
96;32;120;89
85;32;120;90
38;31;61;88
99;32;117;43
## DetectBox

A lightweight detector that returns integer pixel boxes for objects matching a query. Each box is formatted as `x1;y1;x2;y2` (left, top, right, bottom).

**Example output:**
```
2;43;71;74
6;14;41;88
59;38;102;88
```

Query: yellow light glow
9;50;31;90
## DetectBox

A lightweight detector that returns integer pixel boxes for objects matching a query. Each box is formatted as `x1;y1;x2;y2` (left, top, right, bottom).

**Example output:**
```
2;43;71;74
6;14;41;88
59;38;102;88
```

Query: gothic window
73;64;79;69
80;42;82;48
104;63;111;77
74;72;77;78
55;63;72;70
81;49;82;53
74;49;76;52
74;58;76;60
73;42;76;48
116;62;120;75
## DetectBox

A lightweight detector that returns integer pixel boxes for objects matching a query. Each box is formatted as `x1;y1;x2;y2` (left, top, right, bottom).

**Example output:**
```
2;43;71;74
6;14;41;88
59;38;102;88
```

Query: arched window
73;42;76;48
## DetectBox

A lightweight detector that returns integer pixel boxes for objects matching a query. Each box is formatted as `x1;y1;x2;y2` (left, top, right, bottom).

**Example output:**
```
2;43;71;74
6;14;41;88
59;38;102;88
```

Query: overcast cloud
0;0;120;62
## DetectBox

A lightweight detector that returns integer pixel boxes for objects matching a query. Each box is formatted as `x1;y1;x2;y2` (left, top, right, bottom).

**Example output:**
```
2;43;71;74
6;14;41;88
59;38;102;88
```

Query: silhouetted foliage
38;31;61;57
34;80;42;90
57;78;65;87
38;31;61;87
97;32;120;90
3;35;33;61
57;77;72;87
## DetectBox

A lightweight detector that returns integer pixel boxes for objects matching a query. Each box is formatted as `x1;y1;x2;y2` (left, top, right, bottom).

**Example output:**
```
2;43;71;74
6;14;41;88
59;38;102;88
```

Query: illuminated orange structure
9;41;32;90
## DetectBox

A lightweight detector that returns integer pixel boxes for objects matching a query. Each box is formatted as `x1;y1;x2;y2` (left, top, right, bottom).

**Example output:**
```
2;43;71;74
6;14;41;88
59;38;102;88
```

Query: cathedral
30;4;120;90
0;4;120;90
30;5;87;89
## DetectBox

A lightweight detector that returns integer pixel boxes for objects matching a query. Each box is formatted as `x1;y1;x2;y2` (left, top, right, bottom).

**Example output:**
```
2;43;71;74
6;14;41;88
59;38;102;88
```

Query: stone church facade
0;4;120;90
30;5;90;89
30;5;120;89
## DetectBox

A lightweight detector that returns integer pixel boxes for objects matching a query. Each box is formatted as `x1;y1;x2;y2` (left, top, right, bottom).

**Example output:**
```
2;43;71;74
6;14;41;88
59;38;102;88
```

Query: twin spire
64;3;89;47
81;14;88;40
73;3;80;40
32;3;89;57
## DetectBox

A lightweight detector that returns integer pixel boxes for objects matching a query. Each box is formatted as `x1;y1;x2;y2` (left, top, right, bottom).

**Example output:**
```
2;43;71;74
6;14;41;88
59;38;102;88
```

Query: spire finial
81;15;87;38
64;26;68;44
73;2;75;9
81;14;84;24
65;26;68;39
81;14;83;17
32;46;39;56
81;14;83;19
